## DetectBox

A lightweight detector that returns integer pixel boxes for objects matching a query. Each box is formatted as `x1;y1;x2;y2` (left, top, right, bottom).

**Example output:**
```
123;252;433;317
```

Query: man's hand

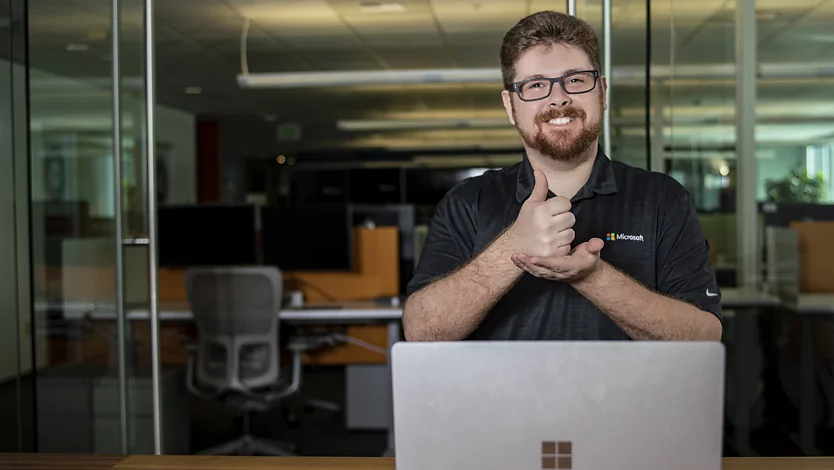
511;238;605;282
505;169;575;258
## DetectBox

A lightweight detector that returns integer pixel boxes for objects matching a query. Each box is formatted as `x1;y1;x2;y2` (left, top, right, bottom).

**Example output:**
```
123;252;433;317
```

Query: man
402;11;722;342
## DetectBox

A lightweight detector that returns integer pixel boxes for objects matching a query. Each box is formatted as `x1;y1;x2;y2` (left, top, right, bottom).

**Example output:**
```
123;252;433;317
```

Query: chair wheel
283;407;300;429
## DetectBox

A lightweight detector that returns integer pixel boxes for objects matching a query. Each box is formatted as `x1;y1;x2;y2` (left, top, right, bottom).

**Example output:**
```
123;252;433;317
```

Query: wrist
570;259;607;290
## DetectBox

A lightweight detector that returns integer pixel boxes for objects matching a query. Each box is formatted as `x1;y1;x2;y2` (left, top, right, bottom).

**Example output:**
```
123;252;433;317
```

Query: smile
546;117;573;126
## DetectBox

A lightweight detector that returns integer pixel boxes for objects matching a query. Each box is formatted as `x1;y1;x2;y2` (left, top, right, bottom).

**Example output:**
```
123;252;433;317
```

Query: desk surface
1;455;833;470
796;293;834;314
47;301;403;322
720;287;781;308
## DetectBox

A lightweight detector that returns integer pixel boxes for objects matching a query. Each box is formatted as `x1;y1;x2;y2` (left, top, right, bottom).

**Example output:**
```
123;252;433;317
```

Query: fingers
549;211;576;233
552;228;575;257
522;254;573;272
511;253;554;278
586;237;604;253
572;238;604;255
543;195;571;215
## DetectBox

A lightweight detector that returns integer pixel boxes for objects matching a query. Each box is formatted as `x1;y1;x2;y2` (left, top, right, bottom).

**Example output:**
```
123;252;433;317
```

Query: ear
600;75;609;112
501;90;516;126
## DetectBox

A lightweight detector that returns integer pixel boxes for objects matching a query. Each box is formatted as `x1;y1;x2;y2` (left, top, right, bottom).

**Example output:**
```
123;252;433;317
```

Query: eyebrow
518;68;588;82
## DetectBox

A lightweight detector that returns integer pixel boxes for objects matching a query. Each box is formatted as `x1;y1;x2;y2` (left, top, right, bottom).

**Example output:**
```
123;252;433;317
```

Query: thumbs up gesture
506;169;576;259
506;169;605;283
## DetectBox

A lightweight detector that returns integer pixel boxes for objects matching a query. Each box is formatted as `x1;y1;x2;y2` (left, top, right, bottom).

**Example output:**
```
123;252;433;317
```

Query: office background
1;0;834;458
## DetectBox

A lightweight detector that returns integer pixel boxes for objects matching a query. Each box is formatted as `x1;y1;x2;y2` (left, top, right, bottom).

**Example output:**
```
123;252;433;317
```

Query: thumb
528;169;549;203
572;238;605;255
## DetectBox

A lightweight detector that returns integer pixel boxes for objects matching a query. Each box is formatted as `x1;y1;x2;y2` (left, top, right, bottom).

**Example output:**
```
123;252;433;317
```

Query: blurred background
1;0;834;458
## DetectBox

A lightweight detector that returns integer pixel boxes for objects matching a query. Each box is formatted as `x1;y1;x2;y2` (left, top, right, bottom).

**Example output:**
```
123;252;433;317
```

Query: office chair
185;266;333;456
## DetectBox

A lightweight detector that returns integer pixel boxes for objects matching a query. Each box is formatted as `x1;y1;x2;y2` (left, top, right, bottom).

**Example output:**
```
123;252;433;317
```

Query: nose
547;83;571;108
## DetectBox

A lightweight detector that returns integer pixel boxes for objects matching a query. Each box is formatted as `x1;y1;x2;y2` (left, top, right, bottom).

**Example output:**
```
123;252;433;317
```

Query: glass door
0;0;33;453
27;0;161;454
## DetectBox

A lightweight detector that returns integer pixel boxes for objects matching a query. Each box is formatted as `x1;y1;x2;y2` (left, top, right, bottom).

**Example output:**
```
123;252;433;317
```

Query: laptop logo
542;441;572;469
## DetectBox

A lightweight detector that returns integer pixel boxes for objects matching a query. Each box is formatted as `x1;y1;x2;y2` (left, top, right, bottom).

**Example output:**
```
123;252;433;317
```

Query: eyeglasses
510;70;600;102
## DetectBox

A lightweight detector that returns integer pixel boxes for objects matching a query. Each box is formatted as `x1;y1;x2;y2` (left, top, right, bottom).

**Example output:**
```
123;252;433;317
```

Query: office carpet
189;366;388;457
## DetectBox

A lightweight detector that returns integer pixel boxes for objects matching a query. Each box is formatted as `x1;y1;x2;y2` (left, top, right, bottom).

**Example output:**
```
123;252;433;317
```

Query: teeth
548;117;572;125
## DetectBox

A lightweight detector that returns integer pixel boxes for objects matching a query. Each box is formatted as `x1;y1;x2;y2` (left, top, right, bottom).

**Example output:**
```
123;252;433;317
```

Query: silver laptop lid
392;341;725;470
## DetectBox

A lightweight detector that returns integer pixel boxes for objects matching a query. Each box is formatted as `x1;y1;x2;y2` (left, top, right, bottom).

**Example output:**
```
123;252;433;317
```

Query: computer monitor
761;202;834;227
157;205;257;267
392;341;725;470
260;204;352;271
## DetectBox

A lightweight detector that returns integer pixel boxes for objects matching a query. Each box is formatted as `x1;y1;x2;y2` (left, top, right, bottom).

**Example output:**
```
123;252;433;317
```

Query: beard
512;101;603;163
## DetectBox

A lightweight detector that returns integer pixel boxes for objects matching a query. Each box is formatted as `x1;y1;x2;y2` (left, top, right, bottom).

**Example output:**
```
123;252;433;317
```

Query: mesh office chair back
186;266;283;392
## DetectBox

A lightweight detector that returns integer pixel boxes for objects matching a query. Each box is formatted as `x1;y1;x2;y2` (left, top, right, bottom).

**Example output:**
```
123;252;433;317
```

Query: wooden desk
1;455;833;470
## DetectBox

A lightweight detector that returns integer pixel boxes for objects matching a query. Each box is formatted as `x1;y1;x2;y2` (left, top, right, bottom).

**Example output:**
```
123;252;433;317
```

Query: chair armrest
263;348;302;404
286;333;341;353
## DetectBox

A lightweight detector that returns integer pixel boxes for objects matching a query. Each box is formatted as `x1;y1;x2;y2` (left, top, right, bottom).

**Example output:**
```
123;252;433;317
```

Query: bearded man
402;11;722;342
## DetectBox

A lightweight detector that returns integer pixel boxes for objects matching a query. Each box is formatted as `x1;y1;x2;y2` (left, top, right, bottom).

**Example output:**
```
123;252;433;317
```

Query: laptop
391;341;725;470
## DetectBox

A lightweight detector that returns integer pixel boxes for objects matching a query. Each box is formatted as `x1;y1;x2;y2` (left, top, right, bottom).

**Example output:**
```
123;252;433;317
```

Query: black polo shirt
406;148;722;341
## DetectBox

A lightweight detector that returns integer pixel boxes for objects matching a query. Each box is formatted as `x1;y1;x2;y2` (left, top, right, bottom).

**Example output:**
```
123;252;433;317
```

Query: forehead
513;43;593;80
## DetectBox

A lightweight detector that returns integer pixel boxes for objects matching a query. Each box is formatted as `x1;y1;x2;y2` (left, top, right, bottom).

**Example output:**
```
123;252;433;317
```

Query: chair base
196;433;298;456
303;397;341;413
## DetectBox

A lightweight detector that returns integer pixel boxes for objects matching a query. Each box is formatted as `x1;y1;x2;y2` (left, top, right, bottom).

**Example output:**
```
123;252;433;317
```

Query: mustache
538;107;586;122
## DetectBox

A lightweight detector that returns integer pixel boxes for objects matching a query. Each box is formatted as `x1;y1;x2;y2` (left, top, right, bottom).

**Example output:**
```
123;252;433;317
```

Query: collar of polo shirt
515;145;620;203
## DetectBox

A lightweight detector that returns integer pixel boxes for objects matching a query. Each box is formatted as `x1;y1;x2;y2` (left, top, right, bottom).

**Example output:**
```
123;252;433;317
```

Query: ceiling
6;0;834;155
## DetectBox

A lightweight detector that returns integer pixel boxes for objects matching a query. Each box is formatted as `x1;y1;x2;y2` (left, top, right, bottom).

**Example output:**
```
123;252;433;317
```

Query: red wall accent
196;121;220;202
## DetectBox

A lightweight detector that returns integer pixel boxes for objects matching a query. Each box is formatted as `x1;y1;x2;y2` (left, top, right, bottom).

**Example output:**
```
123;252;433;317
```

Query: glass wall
0;0;32;453
4;0;834;460
656;0;834;458
753;0;834;458
26;0;160;454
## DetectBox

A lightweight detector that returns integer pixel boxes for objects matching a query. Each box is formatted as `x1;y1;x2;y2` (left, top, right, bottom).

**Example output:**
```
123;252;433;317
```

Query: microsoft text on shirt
605;232;645;242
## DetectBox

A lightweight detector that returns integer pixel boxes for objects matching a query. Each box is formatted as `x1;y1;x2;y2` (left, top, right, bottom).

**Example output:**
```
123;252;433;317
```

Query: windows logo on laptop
542;441;572;469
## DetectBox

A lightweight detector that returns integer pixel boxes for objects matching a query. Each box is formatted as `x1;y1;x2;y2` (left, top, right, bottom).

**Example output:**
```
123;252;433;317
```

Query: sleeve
406;185;479;298
655;185;722;322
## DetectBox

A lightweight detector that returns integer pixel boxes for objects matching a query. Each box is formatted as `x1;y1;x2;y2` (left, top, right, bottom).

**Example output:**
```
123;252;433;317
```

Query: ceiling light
337;118;510;131
238;68;501;89
65;44;89;52
87;30;107;40
184;86;202;95
238;62;834;90
359;2;406;13
756;10;778;21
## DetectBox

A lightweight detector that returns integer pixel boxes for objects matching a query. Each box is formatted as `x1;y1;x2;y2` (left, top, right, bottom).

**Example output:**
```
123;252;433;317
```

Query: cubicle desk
721;290;834;457
787;293;834;457
721;288;781;309
48;300;403;323
46;300;403;456
45;300;402;364
1;454;833;470
718;288;781;457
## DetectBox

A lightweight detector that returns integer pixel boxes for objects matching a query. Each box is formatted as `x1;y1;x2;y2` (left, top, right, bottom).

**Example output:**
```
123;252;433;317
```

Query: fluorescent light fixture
237;62;834;89
184;86;202;95
238;68;502;89
359;2;406;13
65;43;89;52
337;118;510;131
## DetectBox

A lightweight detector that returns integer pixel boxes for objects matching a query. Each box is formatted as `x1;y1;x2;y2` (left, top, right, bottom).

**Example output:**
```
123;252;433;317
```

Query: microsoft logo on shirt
606;232;645;242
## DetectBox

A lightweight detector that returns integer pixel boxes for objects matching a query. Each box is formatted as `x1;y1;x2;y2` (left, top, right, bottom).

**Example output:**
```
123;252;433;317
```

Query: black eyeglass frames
510;70;600;102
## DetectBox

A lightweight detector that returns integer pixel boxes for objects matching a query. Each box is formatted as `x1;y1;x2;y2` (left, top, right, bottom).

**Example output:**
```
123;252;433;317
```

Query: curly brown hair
499;11;602;90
